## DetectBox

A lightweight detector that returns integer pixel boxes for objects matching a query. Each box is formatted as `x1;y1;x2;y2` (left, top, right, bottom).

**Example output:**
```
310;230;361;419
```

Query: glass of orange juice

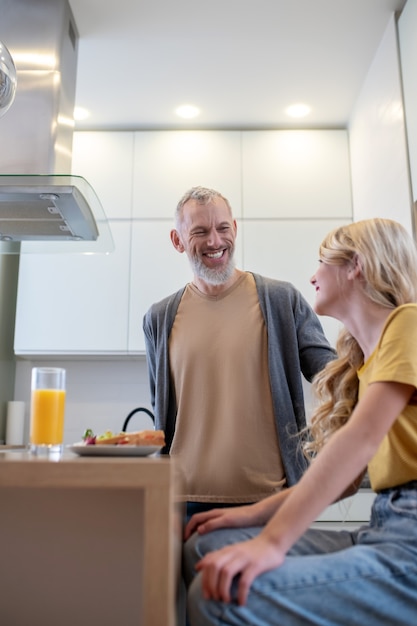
30;367;66;455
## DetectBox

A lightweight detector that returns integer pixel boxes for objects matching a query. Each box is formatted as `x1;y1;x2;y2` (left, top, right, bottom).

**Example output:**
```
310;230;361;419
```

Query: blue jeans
184;483;417;625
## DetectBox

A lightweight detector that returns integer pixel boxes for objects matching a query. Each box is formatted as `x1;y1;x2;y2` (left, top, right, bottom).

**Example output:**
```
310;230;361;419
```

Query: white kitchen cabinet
128;221;192;352
312;489;376;532
132;130;243;218
241;219;348;348
14;129;352;355
14;222;131;354
315;490;376;524
241;130;352;219
14;131;134;355
71;131;134;219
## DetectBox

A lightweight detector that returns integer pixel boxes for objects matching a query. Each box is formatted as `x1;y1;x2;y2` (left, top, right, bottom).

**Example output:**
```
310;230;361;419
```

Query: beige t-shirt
169;272;286;503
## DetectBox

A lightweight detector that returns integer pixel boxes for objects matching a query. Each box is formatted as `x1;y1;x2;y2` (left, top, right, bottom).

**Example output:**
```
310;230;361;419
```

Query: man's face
172;197;237;285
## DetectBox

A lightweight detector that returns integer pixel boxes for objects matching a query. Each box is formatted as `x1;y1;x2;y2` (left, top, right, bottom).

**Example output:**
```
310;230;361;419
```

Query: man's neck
192;268;244;296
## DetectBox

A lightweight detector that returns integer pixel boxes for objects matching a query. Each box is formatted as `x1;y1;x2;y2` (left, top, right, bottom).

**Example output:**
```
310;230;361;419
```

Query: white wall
398;0;417;204
349;15;413;231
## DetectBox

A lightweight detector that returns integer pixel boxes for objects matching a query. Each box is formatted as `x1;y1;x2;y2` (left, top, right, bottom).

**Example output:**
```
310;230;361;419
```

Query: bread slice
95;429;165;447
122;430;165;446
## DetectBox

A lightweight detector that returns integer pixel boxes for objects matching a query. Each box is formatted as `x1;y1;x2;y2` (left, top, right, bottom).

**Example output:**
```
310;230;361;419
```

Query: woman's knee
187;573;222;626
183;529;229;587
183;529;235;588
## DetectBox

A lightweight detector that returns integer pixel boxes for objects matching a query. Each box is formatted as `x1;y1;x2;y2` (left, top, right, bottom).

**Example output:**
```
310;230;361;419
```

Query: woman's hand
184;490;291;540
196;534;285;606
184;504;261;541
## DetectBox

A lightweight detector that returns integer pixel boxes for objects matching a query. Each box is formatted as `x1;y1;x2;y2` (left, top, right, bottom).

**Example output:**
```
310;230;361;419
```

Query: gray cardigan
143;273;336;487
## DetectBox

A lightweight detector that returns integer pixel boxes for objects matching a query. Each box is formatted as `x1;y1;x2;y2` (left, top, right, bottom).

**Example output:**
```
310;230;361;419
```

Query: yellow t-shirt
358;304;417;491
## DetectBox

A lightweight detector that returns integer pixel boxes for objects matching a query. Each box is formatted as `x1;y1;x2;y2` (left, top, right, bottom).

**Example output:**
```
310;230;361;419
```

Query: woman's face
310;259;350;320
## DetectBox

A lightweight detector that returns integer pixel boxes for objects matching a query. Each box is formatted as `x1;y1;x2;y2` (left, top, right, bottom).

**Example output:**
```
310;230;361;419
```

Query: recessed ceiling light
74;106;90;121
175;104;200;119
285;103;311;118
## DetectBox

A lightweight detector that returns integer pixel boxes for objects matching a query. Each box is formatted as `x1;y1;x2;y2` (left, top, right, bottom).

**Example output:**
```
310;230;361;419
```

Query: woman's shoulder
379;304;417;344
385;303;417;325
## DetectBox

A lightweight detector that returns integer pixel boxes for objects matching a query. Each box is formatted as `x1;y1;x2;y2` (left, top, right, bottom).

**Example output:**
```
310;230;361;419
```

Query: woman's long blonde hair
303;218;417;460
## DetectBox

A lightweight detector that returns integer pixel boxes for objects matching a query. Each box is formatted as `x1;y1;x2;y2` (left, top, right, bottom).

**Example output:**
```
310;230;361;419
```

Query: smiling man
170;190;238;291
143;186;335;518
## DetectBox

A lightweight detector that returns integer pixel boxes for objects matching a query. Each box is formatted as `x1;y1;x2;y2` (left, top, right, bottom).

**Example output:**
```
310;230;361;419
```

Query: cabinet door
241;219;348;347
128;221;192;352
241;130;352;219
14;132;134;355
315;491;376;523
72;131;134;219
14;222;131;354
132;131;242;218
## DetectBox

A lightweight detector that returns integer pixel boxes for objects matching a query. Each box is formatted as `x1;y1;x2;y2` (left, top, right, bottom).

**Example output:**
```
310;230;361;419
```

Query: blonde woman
184;218;417;626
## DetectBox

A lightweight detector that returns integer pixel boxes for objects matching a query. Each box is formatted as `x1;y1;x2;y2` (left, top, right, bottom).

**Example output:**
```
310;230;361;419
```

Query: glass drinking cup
29;367;66;455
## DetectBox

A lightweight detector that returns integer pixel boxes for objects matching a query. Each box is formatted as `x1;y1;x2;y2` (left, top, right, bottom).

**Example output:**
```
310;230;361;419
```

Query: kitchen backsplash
13;357;154;445
12;356;315;446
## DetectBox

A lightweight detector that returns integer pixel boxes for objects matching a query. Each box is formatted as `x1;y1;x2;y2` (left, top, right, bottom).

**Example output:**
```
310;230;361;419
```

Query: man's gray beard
189;252;236;286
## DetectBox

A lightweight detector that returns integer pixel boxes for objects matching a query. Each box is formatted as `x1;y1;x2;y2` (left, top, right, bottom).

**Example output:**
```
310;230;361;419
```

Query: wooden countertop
0;448;172;489
0;448;178;626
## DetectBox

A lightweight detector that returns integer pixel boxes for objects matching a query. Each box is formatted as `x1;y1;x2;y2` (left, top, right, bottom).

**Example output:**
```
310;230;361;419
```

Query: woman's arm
185;461;365;542
259;382;406;551
197;381;415;605
184;487;294;540
335;466;368;501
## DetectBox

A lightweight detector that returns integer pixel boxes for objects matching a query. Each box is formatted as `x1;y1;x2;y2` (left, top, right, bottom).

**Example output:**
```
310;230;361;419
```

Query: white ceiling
68;0;407;131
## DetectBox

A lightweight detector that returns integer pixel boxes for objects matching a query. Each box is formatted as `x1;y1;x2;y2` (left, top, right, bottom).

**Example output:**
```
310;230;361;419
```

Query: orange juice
30;388;66;445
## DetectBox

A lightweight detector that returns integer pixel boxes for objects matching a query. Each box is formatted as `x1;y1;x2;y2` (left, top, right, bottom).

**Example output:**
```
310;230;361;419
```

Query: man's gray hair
174;186;233;228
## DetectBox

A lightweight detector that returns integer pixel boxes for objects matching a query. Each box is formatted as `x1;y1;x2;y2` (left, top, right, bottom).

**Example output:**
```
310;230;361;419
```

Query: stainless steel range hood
0;173;113;254
0;0;113;254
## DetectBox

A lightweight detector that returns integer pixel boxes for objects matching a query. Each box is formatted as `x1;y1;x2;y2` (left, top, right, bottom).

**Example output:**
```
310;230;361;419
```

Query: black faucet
122;407;155;432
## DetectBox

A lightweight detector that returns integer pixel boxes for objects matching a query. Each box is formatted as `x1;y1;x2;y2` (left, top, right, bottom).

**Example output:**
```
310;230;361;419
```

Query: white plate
68;443;162;457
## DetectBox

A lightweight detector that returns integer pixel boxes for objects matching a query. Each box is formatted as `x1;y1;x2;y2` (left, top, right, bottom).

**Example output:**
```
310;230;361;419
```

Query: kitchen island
0;449;179;626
